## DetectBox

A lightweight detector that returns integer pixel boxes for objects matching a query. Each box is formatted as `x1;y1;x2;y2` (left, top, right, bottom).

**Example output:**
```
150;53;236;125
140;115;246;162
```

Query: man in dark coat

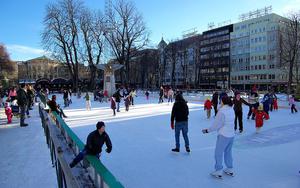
47;95;67;118
233;91;250;133
170;94;190;152
212;91;219;116
159;86;164;103
17;83;28;127
113;89;123;112
69;121;112;168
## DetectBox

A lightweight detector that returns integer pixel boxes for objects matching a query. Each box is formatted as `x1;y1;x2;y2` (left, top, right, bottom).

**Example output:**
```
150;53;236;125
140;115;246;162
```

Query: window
259;65;262;69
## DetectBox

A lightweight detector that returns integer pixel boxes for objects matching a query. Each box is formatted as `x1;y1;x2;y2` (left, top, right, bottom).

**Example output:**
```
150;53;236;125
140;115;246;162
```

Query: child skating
204;97;212;119
4;102;13;124
253;104;269;133
124;95;130;111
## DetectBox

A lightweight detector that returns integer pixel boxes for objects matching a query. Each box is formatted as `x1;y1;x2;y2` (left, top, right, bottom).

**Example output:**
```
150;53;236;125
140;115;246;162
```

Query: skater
167;88;174;104
262;92;271;114
289;95;298;113
113;90;122;112
8;87;17;102
69;89;73;104
273;98;278;111
202;96;235;178
145;90;150;100
4;102;13;124
253;104;269;133
233;91;250;133
17;83;28;127
247;89;259;120
170;94;190;153
269;91;277;112
103;89;109;102
47;95;68;118
124;95;130;111
204;97;212;119
212;91;219;116
63;89;69;107
111;96;116;116
84;92;91;111
129;89;137;106
159;86;164;103
69;121;112;168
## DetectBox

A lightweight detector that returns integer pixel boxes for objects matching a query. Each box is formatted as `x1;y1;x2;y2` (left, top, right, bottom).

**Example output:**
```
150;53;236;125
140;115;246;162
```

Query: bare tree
42;0;83;92
279;12;300;94
80;9;106;89
165;42;179;88
104;0;149;84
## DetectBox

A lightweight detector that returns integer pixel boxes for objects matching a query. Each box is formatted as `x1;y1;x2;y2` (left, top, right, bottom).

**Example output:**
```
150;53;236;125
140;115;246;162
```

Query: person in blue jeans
202;96;235;178
69;121;112;168
170;94;190;153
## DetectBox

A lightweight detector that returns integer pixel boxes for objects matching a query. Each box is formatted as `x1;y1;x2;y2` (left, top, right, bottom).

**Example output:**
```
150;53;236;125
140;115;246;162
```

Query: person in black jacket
233;91;250;133
170;94;190;152
212;91;219;116
69;121;112;168
47;95;67;118
159;86;164;103
17;83;28;127
113;89;123;112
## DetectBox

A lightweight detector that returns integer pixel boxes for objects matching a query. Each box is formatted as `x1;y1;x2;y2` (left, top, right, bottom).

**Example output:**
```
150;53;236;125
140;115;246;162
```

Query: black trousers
291;104;298;113
234;110;243;131
213;105;218;116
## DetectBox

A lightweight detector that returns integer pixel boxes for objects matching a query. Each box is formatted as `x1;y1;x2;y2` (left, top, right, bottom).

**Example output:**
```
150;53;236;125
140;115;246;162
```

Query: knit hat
96;121;105;129
234;91;240;96
258;104;263;111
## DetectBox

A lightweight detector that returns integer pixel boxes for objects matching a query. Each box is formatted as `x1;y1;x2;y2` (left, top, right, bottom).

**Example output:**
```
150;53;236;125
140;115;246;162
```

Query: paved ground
0;104;57;188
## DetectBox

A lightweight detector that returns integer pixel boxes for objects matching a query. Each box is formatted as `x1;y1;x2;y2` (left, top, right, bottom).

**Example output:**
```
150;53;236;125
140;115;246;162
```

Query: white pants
86;100;91;110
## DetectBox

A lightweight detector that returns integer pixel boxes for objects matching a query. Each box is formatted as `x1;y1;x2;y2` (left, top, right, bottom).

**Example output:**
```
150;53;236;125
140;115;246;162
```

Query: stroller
11;100;20;117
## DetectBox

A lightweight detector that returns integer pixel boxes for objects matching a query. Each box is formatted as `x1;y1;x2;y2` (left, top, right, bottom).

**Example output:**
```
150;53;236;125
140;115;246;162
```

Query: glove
106;148;112;153
171;122;174;130
202;129;209;134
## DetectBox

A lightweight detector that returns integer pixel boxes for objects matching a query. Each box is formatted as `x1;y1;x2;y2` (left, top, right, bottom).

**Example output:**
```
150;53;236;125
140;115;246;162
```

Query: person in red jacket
111;96;116;116
4;102;13;124
254;104;269;133
273;98;278;110
204;97;212;119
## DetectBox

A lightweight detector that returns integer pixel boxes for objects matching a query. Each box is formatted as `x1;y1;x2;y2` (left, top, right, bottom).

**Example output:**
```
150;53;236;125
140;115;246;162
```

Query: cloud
5;44;51;61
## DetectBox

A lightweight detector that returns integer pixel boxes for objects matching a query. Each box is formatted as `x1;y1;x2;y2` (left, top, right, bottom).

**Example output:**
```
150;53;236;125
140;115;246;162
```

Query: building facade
230;13;287;90
159;35;201;88
199;25;233;89
18;56;90;83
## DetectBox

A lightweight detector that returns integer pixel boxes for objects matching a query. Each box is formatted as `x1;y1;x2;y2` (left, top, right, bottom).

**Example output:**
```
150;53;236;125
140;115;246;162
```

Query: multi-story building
230;13;287;90
18;56;90;82
158;35;201;88
199;25;233;89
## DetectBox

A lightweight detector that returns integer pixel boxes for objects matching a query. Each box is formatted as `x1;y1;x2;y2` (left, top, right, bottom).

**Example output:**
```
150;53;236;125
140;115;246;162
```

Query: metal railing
38;94;124;188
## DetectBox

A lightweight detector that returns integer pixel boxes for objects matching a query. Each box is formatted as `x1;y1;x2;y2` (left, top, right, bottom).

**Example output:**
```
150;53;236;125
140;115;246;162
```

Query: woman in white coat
202;96;235;178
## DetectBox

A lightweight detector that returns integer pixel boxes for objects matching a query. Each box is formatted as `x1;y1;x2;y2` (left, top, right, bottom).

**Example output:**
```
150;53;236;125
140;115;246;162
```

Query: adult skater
289;95;298;113
17;83;28;127
113;89;123;112
233;91;250;133
84;92;91;111
170;94;190;153
168;88;174;104
159;86;164;103
262;92;271;114
47;95;67;118
212;91;219;116
69;121;112;168
202;96;235;178
63;89;69;107
247;89;259;120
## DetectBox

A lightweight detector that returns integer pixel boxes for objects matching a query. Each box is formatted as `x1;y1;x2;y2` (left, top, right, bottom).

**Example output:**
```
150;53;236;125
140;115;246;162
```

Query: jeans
20;105;26;126
291;104;298;113
168;97;173;103
215;135;234;171
159;96;163;103
213;105;218;116
175;121;189;148
117;102;120;112
234;111;243;131
70;149;100;167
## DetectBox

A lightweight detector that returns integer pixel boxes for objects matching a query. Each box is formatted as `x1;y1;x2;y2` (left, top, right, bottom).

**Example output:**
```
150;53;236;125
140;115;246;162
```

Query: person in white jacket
202;96;235;178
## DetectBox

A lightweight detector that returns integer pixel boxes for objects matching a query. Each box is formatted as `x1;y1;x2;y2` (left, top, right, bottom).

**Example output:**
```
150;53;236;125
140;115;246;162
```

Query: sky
0;0;300;61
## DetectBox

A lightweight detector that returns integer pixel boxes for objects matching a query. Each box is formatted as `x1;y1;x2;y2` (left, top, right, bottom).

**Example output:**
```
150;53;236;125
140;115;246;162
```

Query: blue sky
1;0;299;61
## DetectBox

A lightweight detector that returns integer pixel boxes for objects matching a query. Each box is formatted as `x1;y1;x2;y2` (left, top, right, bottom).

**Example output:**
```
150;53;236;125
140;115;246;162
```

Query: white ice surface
0;103;57;188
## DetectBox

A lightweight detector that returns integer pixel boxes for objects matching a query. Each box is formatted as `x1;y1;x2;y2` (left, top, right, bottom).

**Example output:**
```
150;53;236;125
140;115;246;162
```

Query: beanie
96;121;105;129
